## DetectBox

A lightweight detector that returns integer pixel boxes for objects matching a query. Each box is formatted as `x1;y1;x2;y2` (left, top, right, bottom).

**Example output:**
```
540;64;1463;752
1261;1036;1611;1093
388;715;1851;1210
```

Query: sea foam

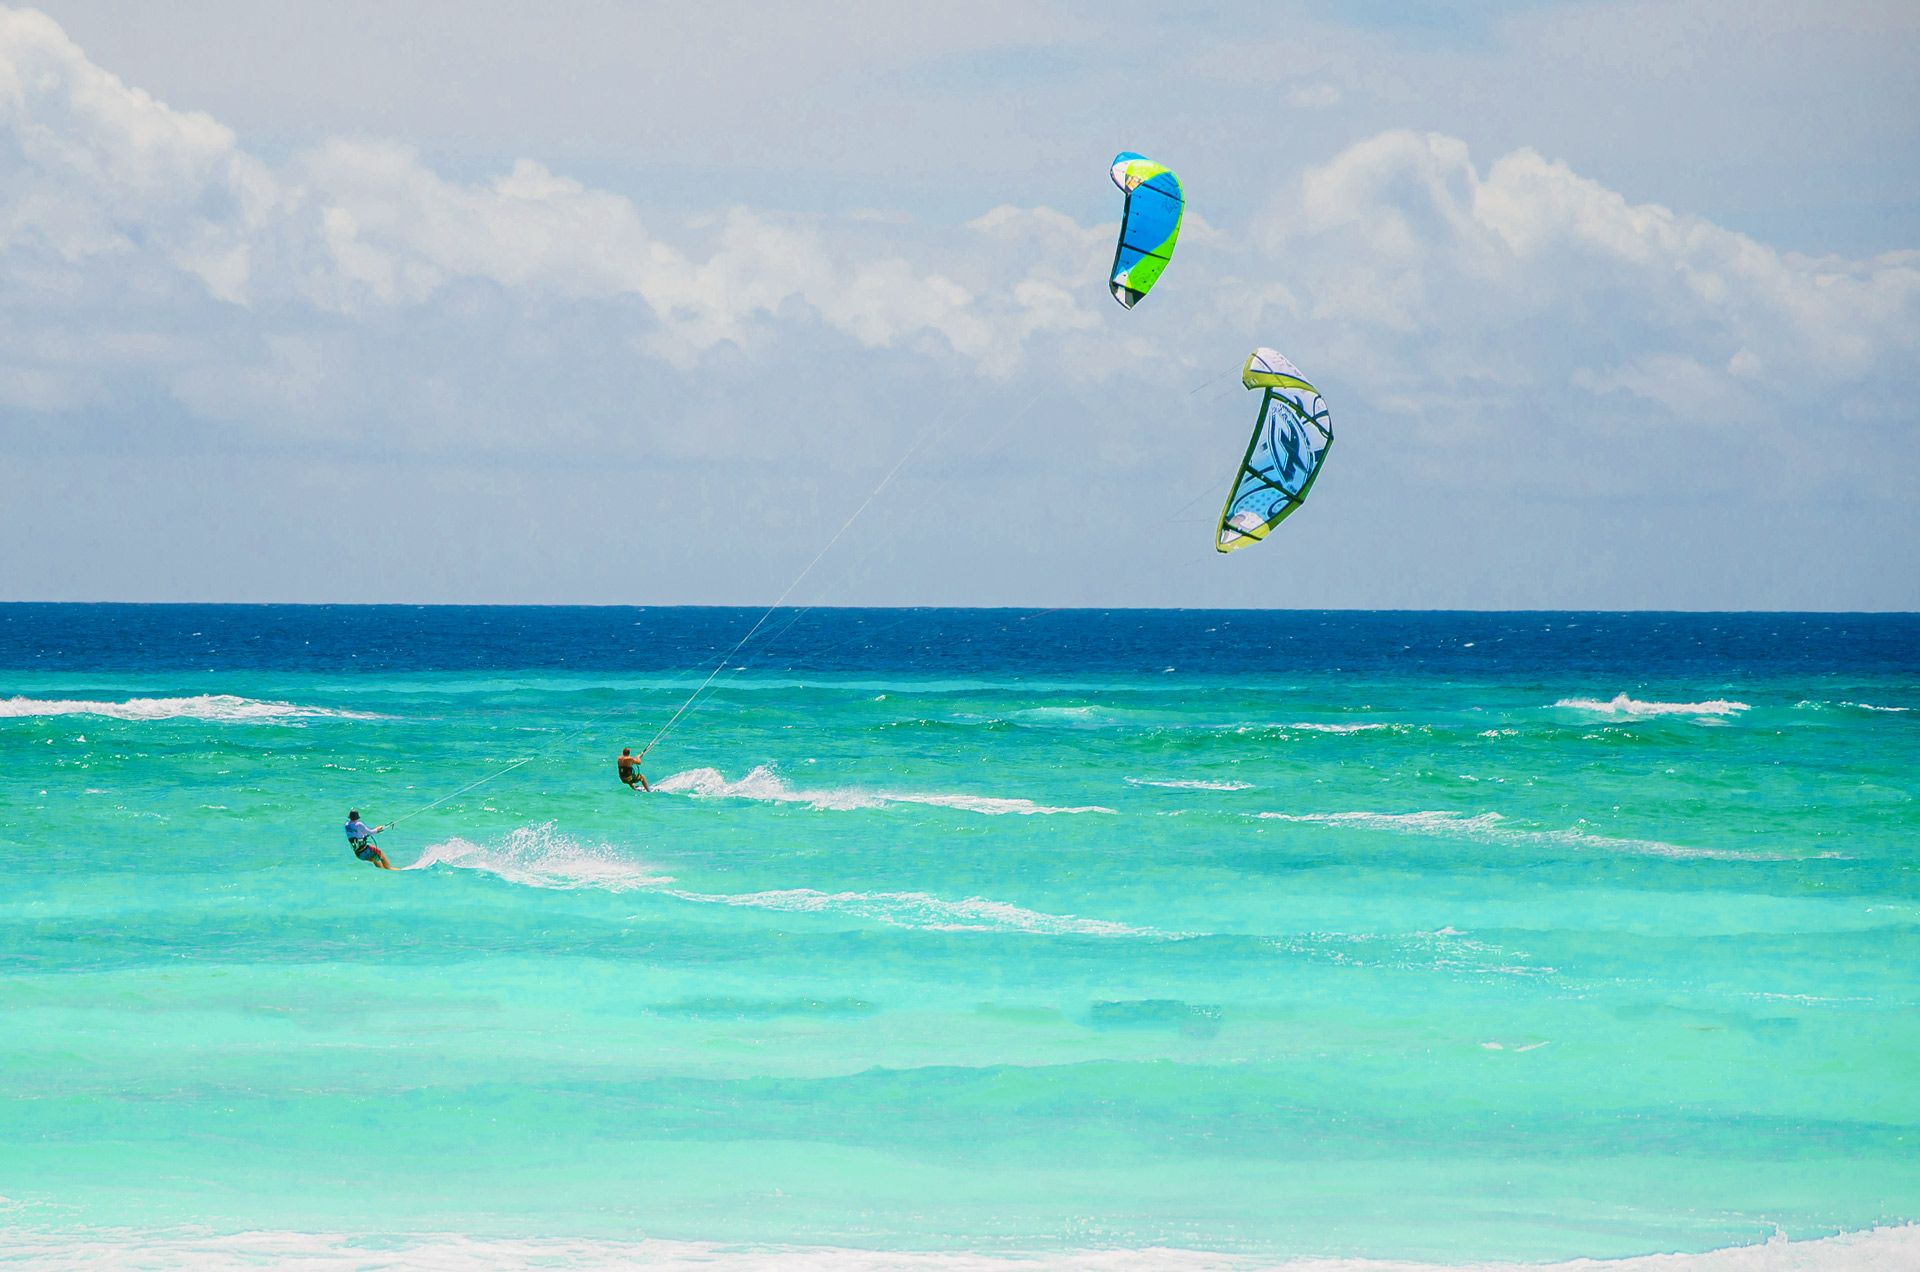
662;886;1155;938
656;765;1114;815
403;823;673;891
1792;699;1912;714
405;825;1153;937
1554;694;1750;717
0;1223;1912;1270
0;694;376;722
1281;721;1394;733
1125;777;1254;791
1254;810;1804;862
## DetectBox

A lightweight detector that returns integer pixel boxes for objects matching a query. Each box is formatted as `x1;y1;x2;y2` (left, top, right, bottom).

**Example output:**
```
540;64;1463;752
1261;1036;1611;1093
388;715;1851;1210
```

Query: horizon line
2;601;1917;617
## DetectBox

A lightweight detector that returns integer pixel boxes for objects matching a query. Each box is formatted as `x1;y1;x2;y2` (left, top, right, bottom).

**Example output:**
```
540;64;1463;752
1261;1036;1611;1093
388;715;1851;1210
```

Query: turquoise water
2;607;1917;1265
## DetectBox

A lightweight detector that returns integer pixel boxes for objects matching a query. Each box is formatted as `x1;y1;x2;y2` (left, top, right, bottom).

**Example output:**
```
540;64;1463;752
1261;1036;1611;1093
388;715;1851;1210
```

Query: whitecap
1284;721;1393;734
655;765;1113;816
1794;700;1910;713
1553;693;1749;717
1124;777;1254;792
0;694;378;722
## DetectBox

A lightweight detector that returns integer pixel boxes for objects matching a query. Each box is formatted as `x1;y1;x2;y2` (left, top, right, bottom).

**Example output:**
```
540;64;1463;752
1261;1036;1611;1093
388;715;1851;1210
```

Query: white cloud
8;5;1911;423
0;6;264;277
1262;128;1920;430
0;5;1114;379
0;5;1914;607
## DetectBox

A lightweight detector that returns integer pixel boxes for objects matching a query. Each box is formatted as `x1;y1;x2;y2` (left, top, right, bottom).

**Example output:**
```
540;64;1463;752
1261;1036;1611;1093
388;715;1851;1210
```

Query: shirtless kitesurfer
617;747;650;792
344;810;394;869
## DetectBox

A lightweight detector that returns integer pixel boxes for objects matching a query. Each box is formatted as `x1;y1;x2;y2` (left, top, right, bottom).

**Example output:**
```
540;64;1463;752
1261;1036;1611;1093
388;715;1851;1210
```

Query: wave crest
1554;694;1749;717
1125;777;1254;791
0;694;378;722
655;765;1113;816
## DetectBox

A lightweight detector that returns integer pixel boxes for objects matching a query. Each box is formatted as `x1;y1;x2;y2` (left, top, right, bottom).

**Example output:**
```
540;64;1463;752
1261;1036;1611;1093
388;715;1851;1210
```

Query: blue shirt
344;819;374;840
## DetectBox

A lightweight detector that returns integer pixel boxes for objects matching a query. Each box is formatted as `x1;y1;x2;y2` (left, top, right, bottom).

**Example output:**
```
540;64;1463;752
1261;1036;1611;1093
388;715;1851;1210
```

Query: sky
1;1;1916;608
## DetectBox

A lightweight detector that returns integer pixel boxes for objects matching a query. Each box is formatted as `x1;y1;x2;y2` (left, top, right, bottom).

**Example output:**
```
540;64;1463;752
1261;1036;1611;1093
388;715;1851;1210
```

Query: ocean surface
1;605;1916;1269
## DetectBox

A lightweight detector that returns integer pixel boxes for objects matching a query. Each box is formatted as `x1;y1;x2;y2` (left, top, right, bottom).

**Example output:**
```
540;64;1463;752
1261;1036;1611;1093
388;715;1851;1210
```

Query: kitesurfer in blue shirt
344;810;394;869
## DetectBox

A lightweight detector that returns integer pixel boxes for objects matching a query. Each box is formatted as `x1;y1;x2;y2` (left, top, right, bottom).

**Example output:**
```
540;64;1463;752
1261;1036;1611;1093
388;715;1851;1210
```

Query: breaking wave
1280;722;1394;734
656;765;1114;815
2;1223;1913;1270
1794;699;1911;714
1254;810;1812;862
1554;694;1750;717
0;694;378;722
1007;704;1112;725
1125;777;1254;791
1219;721;1421;740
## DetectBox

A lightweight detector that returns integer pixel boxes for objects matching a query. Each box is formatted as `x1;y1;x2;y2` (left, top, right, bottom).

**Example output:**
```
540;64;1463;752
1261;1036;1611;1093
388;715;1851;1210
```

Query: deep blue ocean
2;605;1916;1268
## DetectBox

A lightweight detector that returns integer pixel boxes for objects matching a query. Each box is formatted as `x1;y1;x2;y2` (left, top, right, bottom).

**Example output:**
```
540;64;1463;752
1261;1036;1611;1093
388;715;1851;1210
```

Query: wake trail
402;824;1161;938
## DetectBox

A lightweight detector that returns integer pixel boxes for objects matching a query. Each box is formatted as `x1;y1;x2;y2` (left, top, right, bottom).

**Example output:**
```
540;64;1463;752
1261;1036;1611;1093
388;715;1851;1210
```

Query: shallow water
2;606;1916;1264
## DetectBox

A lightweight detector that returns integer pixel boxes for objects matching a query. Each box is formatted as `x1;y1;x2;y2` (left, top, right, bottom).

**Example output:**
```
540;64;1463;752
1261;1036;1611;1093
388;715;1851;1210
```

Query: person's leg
638;773;650;791
374;848;393;869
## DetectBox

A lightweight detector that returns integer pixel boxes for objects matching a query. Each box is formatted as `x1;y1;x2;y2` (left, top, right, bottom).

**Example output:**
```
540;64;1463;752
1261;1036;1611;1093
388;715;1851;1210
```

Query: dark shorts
352;839;379;861
619;767;639;783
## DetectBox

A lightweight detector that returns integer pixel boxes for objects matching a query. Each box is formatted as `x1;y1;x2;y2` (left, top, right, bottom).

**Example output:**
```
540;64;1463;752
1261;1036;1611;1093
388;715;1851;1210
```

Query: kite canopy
1216;349;1333;553
1108;152;1183;308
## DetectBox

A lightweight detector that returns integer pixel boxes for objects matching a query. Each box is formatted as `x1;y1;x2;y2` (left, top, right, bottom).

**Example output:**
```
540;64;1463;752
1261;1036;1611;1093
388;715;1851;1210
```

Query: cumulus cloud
8;5;1911;433
0;5;1913;606
1255;128;1919;464
0;5;1106;382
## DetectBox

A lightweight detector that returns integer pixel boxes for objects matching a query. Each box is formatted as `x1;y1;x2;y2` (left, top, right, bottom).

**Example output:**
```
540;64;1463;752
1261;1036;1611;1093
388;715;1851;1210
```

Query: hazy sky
2;1;1916;607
